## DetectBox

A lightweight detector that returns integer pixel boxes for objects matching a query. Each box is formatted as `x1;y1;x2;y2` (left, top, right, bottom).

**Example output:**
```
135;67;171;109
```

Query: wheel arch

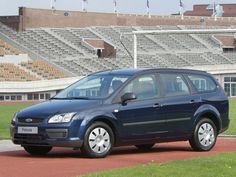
194;111;222;134
193;104;223;134
87;116;119;145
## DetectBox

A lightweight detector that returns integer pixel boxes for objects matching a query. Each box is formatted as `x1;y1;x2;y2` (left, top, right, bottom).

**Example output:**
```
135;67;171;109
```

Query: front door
114;73;167;141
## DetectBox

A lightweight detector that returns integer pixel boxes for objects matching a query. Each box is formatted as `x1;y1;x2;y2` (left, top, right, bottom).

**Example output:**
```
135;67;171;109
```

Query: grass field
82;152;236;177
0;104;30;139
225;99;236;135
0;99;235;139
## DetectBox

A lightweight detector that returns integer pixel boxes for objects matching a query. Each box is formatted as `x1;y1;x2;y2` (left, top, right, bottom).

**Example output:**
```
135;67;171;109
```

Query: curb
219;134;236;138
0;140;23;152
0;136;235;153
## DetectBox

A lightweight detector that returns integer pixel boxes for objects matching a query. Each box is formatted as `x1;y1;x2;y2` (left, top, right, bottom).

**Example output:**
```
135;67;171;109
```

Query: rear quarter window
187;74;217;93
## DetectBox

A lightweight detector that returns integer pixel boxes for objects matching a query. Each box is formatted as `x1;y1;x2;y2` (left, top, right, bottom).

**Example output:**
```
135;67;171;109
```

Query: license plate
17;127;38;134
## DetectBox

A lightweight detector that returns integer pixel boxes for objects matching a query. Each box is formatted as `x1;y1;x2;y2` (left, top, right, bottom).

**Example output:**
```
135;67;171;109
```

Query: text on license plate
17;127;38;134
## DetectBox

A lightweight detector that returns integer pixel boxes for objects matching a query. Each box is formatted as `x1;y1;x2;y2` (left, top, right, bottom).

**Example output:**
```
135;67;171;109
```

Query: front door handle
190;99;200;104
153;103;162;109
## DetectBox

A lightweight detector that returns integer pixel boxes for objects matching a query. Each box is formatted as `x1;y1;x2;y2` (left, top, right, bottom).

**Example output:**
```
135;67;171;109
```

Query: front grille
18;117;45;124
14;134;46;141
13;134;49;145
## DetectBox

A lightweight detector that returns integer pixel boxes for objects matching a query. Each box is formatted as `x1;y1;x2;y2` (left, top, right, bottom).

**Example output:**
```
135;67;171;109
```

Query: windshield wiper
50;96;89;100
50;97;65;100
66;96;89;100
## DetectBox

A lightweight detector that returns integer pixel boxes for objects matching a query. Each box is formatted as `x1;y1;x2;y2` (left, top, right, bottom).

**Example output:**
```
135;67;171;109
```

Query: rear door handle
153;103;162;108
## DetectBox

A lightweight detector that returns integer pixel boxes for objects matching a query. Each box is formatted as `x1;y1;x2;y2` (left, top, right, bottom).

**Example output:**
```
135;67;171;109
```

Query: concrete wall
184;64;236;75
1;65;236;93
0;76;81;93
3;7;236;31
84;39;116;58
102;41;116;58
1;67;236;99
213;35;236;49
85;39;104;48
0;16;20;31
0;54;29;64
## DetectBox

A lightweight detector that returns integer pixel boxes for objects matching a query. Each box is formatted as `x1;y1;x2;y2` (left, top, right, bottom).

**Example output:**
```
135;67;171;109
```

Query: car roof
92;68;207;76
91;68;145;76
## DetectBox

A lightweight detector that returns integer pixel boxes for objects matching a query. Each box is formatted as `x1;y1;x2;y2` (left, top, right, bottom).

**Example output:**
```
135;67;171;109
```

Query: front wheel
24;146;52;155
189;118;217;151
81;122;114;158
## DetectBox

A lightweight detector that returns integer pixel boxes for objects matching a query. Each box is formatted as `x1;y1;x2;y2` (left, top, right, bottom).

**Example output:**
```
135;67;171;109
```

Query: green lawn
0;104;30;139
225;99;236;135
0;99;235;139
82;152;236;177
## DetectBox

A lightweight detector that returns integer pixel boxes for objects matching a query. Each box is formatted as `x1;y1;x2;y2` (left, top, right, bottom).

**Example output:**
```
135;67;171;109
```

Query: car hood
17;99;102;118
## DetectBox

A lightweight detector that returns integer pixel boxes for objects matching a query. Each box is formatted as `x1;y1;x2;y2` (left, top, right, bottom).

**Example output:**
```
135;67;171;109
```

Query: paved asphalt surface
0;140;22;152
0;137;235;177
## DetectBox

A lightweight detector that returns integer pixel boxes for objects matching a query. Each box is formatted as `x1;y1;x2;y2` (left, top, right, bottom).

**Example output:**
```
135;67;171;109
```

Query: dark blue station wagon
11;68;229;158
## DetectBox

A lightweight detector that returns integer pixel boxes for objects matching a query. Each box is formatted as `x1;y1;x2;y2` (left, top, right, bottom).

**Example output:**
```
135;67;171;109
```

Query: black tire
24;146;52;155
135;144;155;150
189;118;217;151
81;121;114;158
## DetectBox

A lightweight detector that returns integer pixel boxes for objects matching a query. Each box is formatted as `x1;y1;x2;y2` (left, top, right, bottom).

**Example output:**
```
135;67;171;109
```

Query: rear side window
160;73;190;97
187;74;217;93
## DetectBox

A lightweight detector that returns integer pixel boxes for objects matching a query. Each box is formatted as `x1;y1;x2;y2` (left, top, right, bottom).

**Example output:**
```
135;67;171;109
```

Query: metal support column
133;34;137;68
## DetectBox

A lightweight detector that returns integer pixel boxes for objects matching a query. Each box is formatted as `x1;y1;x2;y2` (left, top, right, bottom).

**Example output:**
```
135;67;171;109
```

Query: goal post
121;29;236;68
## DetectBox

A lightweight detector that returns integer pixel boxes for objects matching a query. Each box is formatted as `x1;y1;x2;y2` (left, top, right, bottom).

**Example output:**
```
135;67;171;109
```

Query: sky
1;0;236;16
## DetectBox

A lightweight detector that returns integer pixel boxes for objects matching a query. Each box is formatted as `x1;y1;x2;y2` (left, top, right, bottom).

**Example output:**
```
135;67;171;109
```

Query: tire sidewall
82;122;114;158
24;146;52;155
193;118;217;151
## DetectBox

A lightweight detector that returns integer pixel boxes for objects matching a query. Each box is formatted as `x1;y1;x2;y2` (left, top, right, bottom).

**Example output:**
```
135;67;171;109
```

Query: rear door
159;73;200;137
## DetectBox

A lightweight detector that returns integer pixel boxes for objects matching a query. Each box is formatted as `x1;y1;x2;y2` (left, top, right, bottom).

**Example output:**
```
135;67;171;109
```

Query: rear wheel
24;146;52;155
135;144;155;150
81;122;114;158
189;118;217;151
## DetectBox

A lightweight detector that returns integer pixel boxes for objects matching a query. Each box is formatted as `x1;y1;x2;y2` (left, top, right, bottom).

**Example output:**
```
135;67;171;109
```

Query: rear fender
193;104;222;132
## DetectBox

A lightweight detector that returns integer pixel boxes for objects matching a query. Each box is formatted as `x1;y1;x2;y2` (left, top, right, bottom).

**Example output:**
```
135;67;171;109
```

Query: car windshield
54;74;130;99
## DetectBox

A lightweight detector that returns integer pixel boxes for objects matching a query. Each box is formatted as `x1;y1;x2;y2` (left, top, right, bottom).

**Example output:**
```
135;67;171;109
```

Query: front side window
55;75;129;99
188;74;217;93
108;77;129;94
160;73;190;97
121;74;158;100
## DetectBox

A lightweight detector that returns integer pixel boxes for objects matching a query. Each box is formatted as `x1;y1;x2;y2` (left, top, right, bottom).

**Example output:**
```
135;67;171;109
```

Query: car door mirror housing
121;92;137;103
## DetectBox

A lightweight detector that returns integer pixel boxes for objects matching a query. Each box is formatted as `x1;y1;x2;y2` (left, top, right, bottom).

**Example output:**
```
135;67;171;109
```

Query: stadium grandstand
1;6;236;101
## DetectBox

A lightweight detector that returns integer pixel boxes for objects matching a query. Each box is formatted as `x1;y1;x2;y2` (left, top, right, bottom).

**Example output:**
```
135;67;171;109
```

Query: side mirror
121;92;137;103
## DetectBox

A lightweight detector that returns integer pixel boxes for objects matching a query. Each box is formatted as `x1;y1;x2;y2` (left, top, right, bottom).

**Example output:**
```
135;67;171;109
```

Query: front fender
77;110;118;140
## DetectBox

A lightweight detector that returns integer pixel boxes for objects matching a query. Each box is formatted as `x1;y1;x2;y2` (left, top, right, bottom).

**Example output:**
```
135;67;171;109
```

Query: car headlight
48;112;77;123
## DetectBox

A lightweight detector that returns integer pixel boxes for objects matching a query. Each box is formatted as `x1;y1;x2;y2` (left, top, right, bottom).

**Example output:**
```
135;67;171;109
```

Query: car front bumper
10;123;84;148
